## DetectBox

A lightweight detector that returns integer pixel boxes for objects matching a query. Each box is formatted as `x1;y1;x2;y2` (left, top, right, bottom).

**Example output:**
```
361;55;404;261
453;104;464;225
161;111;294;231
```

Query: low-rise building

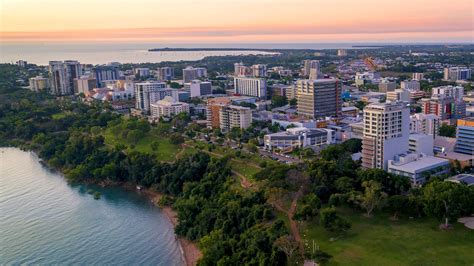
387;89;410;102
264;127;335;151
190;80;212;97
388;153;450;185
150;96;189;119
29;76;50;91
409;133;434;156
455;117;474;155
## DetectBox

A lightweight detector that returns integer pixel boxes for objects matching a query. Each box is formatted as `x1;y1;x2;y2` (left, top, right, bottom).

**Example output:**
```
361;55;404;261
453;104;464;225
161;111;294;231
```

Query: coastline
123;184;202;266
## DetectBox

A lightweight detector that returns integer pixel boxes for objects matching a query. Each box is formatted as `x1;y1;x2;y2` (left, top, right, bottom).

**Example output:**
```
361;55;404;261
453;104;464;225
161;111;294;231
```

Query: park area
300;207;474;265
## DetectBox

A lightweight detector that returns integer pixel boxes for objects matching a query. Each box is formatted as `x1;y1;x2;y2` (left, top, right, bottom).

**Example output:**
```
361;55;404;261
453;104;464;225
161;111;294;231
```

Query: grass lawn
301;207;474;265
51;112;69;120
103;128;180;162
230;159;261;180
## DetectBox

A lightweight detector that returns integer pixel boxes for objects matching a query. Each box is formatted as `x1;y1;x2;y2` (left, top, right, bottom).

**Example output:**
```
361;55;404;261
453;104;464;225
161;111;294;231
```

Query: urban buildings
355;72;380;87
234;63;251;77
264;127;334;151
386;89;410;102
421;95;456;120
74;76;97;94
361;102;410;170
454;118;474;155
302;60;321;79
94;65;119;87
234;77;267;98
378;80;396;92
29;76;50;91
387;153;450;185
409;133;434;155
182;67;207;82
444;67;472;81
296;79;341;118
156;67;174;81
134;82;169;113
432;85;464;100
150;96;189;119
134;68;150;78
400;80;420;91
251;64;267;77
206;97;252;131
337;49;348;56
48;60;82;96
190;80;212;97
412;73;424;80
409;113;440;137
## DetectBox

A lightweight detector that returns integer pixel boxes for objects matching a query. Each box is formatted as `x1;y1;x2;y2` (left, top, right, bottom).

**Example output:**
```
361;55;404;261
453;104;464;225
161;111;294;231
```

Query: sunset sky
1;0;473;43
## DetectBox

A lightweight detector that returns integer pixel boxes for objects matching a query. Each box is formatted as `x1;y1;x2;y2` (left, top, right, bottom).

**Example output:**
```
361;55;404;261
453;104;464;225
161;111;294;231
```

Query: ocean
0;147;183;265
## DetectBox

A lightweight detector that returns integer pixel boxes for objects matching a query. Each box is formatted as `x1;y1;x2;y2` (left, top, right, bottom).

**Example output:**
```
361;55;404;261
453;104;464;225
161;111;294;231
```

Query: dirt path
232;170;253;189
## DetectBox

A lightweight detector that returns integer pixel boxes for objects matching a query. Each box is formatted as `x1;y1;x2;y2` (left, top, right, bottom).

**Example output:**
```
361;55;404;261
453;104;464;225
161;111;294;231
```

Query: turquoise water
0;148;183;265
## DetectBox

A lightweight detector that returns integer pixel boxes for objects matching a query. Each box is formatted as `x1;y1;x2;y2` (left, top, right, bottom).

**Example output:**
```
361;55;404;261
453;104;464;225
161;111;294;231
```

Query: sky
1;0;473;43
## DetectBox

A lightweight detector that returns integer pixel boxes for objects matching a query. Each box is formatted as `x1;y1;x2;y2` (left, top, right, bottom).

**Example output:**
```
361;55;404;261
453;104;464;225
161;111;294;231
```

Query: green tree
319;206;351;234
271;95;288;108
169;133;184;145
439;124;456;138
352;180;388;217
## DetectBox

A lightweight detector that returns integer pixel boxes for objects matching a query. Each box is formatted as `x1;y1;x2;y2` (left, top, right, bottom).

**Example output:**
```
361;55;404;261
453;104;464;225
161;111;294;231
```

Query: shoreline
121;183;202;266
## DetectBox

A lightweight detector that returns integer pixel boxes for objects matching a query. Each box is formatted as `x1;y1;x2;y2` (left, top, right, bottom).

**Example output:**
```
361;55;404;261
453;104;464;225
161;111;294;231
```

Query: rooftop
389;153;449;173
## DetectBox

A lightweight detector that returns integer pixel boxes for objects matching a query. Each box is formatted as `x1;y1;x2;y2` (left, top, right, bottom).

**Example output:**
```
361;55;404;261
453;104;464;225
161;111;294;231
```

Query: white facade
156;67;174;81
388;153;450;185
412;73;424;80
74;76;96;94
190;80;212;97
49;60;82;96
134;68;150;77
182;67;207;82
409;133;434;156
401;80;420;91
431;85;464;101
361;102;410;170
444;67;472;81
29;76;50;91
150;96;190;119
264;127;335;150
302;60;321;79
134;82;169;113
409;113;440;136
387;89;410;102
251;64;267;77
234;77;267;98
219;105;252;132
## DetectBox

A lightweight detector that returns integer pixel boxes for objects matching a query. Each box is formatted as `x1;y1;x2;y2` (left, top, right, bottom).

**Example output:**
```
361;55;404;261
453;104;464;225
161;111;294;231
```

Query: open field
301;207;474;266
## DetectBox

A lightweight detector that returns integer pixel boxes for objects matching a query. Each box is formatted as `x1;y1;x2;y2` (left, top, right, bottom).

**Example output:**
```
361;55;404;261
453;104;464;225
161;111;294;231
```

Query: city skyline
1;0;473;43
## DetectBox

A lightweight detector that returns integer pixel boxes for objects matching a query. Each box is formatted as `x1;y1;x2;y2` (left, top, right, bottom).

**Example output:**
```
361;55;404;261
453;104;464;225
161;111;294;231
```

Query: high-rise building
444;67;472;81
94;66;119;87
431;85;464;100
234;77;267;98
296;79;341;118
337;49;348;56
378;80;396;92
302;60;321;79
156;67;174;81
134;68;150;78
455;118;474;155
234;63;251;77
361;102;410;170
421;95;456;120
190;80;212;97
410;113;440;137
134;82;169;113
74;76;97;94
182;67;207;82
48;60;82;96
29;76;50;91
219;105;252;132
251;64;267;77
401;80;420;91
412;73;424;80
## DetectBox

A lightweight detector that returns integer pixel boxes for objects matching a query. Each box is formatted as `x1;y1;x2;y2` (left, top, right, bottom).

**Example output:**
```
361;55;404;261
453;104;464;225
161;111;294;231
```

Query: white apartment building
156;67;174;81
400;80;420;91
361;102;410;170
387;89;410;102
219;105;252;132
431;85;464;100
190;80;212;97
251;64;267;77
49;60;82;96
134;82;169;113
409;133;434;156
302;60;321;79
74;76;97;94
150;96;190;119
134;68;150;77
409;113;440;137
412;73;424;80
444;67;472;81
182;67;207;82
29;76;50;91
234;77;267;98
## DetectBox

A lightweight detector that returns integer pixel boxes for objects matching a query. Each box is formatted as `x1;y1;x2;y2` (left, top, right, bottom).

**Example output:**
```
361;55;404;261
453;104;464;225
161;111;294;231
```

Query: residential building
355;72;380;87
234;63;251;77
455;118;474;155
444;67;472;81
150;96;189;119
264;127;335;151
48;60;82;96
156;67;174;81
378;80;396;92
387;89;410;102
134;82;169;113
412;73;424;80
182;67;207;82
74;76;97;94
337;49;348;56
388;153;450;185
251;64;267;77
269;84;291;97
134;68;150;78
234;77;267;98
296;79;341;118
29;76;50;91
409;113;440;137
361;102;410;170
190;80;212;97
286;85;297;99
401;80;420;91
409;133;434;156
206;97;232;129
94;65;119;87
302;60;321;79
219;105;252;132
431;85;464;100
420;95;456;120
